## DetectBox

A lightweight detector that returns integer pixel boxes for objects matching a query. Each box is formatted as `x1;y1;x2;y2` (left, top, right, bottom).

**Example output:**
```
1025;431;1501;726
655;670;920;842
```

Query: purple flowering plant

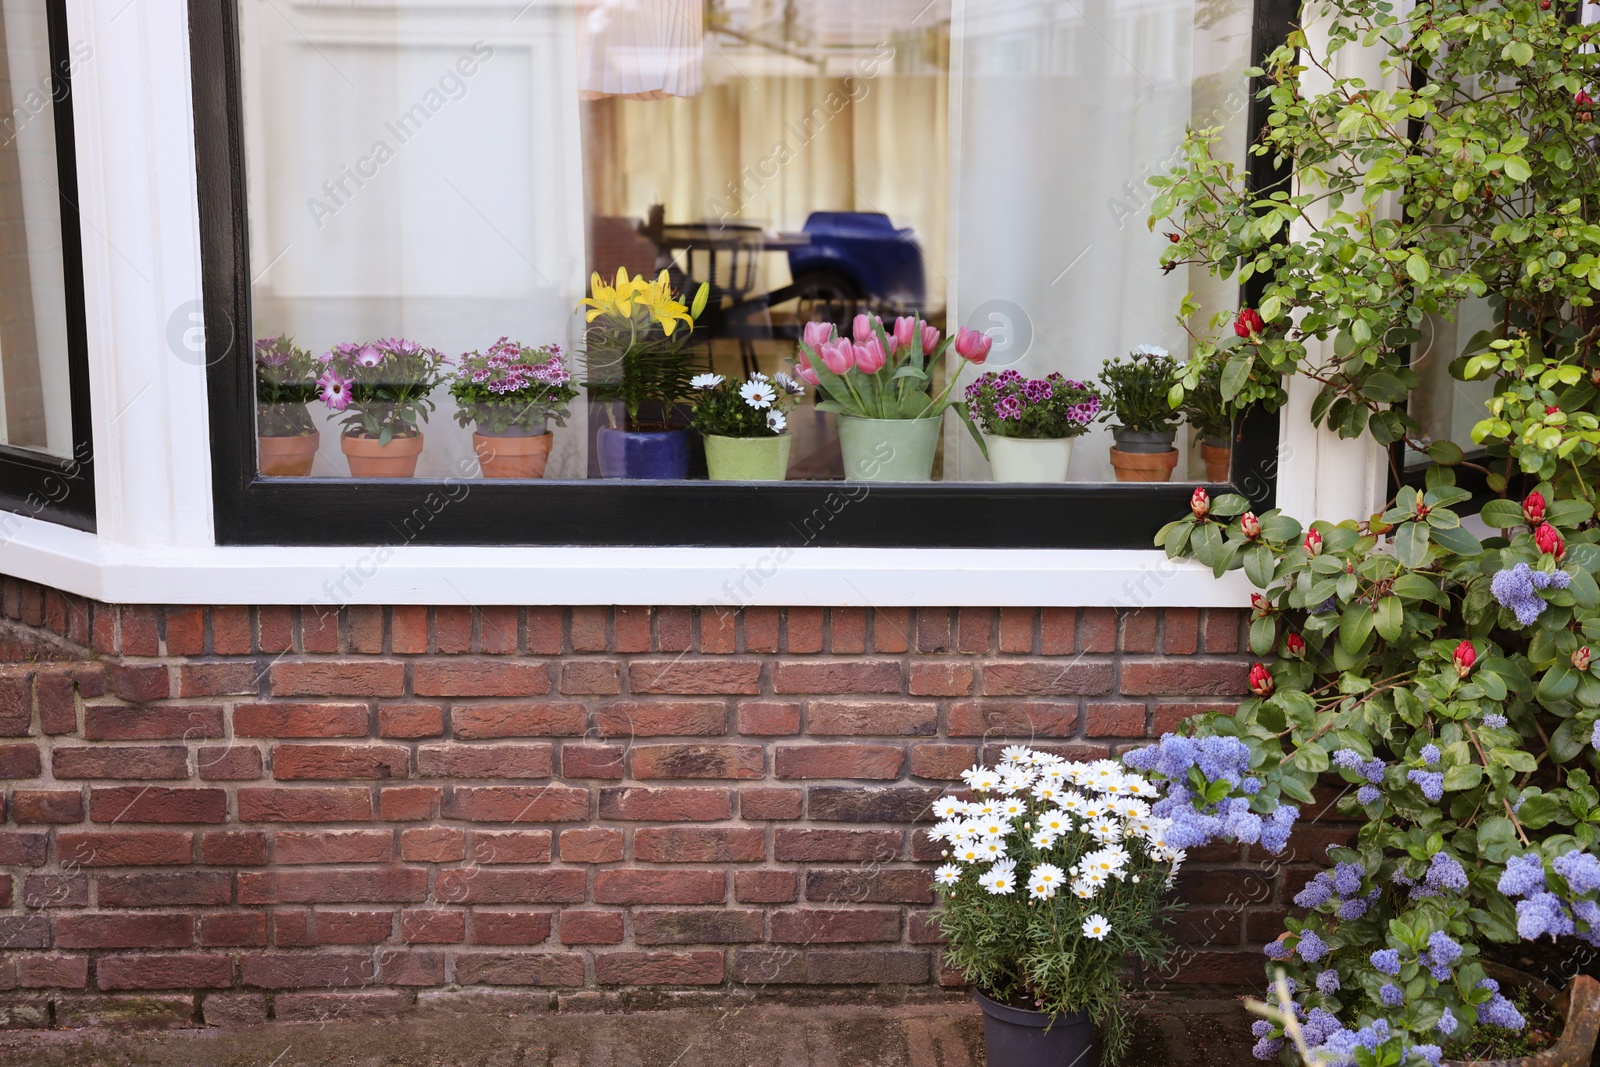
964;370;1100;440
450;338;578;437
318;337;449;445
254;334;320;436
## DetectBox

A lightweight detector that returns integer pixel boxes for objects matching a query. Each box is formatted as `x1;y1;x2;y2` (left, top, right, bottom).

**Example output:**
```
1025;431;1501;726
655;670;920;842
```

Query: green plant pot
837;415;941;482
704;433;791;481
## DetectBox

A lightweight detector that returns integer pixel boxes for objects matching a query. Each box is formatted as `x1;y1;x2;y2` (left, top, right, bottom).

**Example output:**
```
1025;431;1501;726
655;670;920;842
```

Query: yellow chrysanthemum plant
579;268;711;430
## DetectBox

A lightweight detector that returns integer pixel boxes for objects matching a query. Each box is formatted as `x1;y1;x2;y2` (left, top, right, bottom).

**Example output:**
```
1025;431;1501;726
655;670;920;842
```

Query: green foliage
1098;348;1183;434
1179;360;1234;442
254;335;319;437
688;372;803;438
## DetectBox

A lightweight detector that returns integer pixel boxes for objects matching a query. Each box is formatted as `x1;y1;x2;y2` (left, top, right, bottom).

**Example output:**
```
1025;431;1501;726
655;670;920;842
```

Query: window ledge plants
689;370;805;481
318;337;448;478
1098;346;1183;482
966;369;1100;483
254;334;320;477
451;338;576;479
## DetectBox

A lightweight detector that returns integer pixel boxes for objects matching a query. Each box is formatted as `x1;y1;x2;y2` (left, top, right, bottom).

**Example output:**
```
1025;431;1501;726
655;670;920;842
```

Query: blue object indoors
596;427;692;480
787;212;926;310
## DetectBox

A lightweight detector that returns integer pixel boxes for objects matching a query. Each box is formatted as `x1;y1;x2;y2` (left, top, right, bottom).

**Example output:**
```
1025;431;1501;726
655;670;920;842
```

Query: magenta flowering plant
793;314;990;449
318;338;448;445
449;338;577;436
966;370;1101;440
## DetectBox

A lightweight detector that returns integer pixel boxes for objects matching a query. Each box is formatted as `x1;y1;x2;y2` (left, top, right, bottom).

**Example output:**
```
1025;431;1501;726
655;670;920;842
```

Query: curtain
577;0;704;99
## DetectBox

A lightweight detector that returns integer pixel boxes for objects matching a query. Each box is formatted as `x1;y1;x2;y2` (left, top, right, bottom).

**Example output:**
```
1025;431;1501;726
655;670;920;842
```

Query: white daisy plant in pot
689;370;805;482
932;746;1186;1064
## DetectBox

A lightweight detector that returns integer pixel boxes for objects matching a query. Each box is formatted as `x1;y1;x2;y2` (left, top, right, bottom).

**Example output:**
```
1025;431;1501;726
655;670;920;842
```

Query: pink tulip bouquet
794;314;993;446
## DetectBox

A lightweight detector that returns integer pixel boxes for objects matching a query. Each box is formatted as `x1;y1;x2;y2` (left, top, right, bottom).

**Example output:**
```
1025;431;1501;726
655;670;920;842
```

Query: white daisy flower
1029;863;1065;890
1037;810;1071;835
998;798;1026;818
1071;879;1098;899
690;373;724;390
1131;344;1170;358
766;410;787;433
1126;777;1160;798
933;864;962;886
1082;914;1112;940
961;768;1000;793
1079;800;1107;821
1088;817;1122;844
773;371;805;395
740;379;776;409
972;800;1000;817
954;844;983;864
1079;869;1108;888
932;797;966;820
1114;798;1150;820
974;818;1010;840
978;837;1008;861
1027;880;1055;901
1033;783;1063;805
929;819;964;843
1001;745;1033;764
1060;792;1089;815
978;862;1017;896
1030;829;1058;850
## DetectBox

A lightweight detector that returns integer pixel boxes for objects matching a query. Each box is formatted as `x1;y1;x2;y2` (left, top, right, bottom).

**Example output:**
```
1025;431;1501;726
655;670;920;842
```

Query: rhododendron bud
1454;640;1476;678
1250;593;1272;618
852;314;876;343
1191;487;1209;519
1578;90;1594;108
1248;663;1274;697
1304;529;1323;556
1234;307;1265;338
1536;523;1565;558
1575;647;1593;672
1523;490;1546;526
1166;232;1180;243
1285;632;1306;659
1546;405;1561;416
1241;512;1262;539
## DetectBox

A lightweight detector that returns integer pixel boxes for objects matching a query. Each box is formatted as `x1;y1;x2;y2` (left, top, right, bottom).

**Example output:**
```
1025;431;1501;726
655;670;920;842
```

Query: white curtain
577;0;703;99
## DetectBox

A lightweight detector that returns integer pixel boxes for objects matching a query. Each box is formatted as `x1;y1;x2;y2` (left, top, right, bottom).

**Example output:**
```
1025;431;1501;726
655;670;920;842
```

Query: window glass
238;0;1254;484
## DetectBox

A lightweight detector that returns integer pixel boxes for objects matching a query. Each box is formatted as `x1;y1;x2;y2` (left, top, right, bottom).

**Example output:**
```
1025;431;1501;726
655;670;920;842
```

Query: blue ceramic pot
597;427;691;480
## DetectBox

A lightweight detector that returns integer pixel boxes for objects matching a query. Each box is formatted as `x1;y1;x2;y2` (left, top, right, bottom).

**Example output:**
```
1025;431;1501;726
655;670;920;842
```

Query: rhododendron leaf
1431;524;1482;557
1479;499;1526;528
1375;597;1403;642
1249;616;1277;656
1395;522;1430;568
1538;665;1578;704
1244;544;1275;588
1442;763;1481;792
1209;493;1250;518
1340;602;1375;655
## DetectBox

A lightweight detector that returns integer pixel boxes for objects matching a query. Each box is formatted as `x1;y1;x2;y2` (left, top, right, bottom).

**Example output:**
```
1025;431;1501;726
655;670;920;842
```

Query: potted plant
1178;360;1233;482
1097;346;1182;482
689;370;805;481
254;334;320;477
579;267;710;480
319;337;448;478
451;338;577;479
966;369;1100;483
793;315;988;481
931;746;1184;1065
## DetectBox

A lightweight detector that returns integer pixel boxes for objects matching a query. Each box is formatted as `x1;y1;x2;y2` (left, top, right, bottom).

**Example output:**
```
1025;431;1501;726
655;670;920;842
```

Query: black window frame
191;0;1295;549
0;0;94;533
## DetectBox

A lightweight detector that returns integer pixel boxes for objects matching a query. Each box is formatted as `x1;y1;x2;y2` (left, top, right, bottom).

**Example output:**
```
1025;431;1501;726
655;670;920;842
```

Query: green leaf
1540;664;1579;703
1250;615;1277;656
1340;602;1374;655
1374;596;1402;642
1220;355;1252;402
1477;817;1520;863
1430;525;1483;556
1395;522;1430;568
1405;253;1431;284
1443;763;1482;792
1243;544;1276;588
1552;718;1586;762
1479;499;1526;528
1503;154;1533;182
1426;440;1464;465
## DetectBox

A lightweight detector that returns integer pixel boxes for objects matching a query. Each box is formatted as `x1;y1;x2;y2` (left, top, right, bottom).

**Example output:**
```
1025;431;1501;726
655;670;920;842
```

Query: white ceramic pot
984;434;1073;483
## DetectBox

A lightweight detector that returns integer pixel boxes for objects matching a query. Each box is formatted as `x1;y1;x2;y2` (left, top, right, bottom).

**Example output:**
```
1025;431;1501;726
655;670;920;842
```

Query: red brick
207;606;250;654
238;868;426;905
12;789;81;824
735;870;797;904
469;830;553;864
0;830;51;866
1164;607;1201;654
96;953;231;991
1086;702;1147;737
613;606;651;652
525;607;562;655
630;743;763;780
742;607;779;653
1078;608;1115;653
559;660;620;695
558;910;622;944
240;953;374;989
805;949;928;983
1121;609;1159;653
273;910;393;946
740;787;802;820
594;700;725;737
434;868;586;905
594;950;724;985
298;609;340;654
97;872;232;907
775;828;899;862
270;660;404;698
109;664;170;702
807;700;935;736
598;787;731;822
633;908;762;945
570;606;607;652
774;744;903;780
656;607;693;652
55;745;186;780
84;704;224;741
909;663;974;697
771;908;899;943
178;662;259;698
783;607;823;653
1163;950;1261;985
872;608;910;653
257;606;293;654
433;606;473;654
91;605;118;654
699;609;736;654
982;660;1112;696
828;608;866;654
391;606;428;654
201;991;268;1024
1121;661;1249;696
914;609;951;653
199;913;266;948
443;786;590;823
955;609;992;653
196;745;260;781
162;607;205;655
37;673;78;734
477;606;520;655
238;787;371;823
0;915;50;948
1204;609;1242;653
910;744;976;780
561;743;624;779
468;911;551;945
22;874;85;907
628;660;760;695
417;660;549;698
19;955;88;989
379;704;443;738
806;786;939;823
947;701;1079;737
805;867;933;904
89;787;227;824
635;827;764;863
400;827;465;863
346;606;384;654
272;990;409;1019
378;786;440;821
559;827;623;863
234;703;369;738
417;743;550;779
57;913;192;949
772;659;900;695
0;743;40;778
593;869;725;905
274;830;393;865
735;701;800;736
200;831;267;866
451;703;586;739
263;740;391;788
401;909;465;943
453;952;584;986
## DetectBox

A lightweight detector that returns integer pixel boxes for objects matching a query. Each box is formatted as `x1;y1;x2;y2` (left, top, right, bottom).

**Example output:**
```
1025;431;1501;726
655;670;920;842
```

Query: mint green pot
704;433;791;481
837;415;941;482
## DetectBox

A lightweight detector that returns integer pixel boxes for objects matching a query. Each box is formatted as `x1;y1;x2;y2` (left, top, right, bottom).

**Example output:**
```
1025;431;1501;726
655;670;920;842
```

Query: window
192;0;1291;547
0;1;91;531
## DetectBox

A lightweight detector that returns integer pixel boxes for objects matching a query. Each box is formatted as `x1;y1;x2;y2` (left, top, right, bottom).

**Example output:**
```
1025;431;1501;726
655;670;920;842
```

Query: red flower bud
1166;232;1180;244
1523;490;1546;526
1234;307;1265;339
1453;639;1476;678
1578;91;1595;108
1304;529;1323;556
1285;632;1306;659
1241;512;1262;540
1543;0;1553;9
1547;405;1561;416
1251;593;1273;619
1191;487;1210;519
1574;647;1593;672
1536;523;1565;559
1248;663;1274;697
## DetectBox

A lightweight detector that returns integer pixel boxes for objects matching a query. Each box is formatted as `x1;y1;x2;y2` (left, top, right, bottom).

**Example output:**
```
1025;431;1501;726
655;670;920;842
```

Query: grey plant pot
1111;428;1178;454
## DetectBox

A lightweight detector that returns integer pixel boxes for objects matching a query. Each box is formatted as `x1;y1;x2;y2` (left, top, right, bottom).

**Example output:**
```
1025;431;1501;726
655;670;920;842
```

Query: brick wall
0;578;1344;1029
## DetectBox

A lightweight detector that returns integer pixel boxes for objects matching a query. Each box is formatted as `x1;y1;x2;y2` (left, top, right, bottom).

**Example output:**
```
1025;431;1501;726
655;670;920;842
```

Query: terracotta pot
257;430;319;477
1443;964;1600;1067
474;432;553;479
341;432;424;478
1201;440;1232;482
1110;446;1179;483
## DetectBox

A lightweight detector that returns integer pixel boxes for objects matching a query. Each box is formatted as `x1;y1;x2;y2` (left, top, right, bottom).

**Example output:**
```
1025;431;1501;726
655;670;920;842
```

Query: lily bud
1248;663;1274;697
1523;490;1546;526
1574;647;1593;672
1535;523;1565;559
1453;639;1476;679
1191;487;1210;519
1240;512;1262;540
1304;529;1323;556
1284;632;1306;659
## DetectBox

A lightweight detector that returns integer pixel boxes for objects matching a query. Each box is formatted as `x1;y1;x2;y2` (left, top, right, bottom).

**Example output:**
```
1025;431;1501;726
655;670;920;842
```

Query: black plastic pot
974;988;1095;1066
1110;427;1178;454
